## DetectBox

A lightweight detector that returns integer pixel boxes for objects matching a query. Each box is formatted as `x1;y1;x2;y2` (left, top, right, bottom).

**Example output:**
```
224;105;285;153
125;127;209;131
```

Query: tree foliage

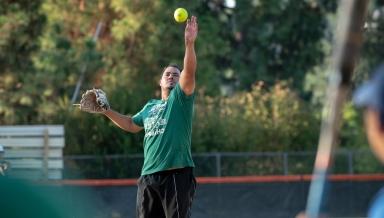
228;0;337;91
3;0;378;156
0;0;46;123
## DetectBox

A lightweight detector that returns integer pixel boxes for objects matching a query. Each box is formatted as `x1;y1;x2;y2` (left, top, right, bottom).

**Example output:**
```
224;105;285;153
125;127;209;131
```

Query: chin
168;83;177;89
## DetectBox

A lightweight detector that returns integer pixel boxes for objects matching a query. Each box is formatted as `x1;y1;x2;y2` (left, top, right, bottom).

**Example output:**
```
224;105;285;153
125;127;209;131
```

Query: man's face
160;66;181;89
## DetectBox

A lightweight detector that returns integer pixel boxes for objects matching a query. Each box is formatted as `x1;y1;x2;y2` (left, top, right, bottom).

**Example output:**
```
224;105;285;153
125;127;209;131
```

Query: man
102;16;198;218
353;63;384;218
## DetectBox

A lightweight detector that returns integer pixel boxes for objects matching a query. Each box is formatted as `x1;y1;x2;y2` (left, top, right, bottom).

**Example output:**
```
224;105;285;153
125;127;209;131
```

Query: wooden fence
0;125;65;179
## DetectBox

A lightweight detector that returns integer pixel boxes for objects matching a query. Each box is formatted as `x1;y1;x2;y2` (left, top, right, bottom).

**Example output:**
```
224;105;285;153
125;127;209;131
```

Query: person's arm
179;16;198;96
364;108;384;163
103;109;143;133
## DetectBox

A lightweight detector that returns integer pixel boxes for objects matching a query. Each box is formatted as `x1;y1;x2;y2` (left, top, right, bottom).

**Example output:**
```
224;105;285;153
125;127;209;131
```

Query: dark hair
162;64;182;73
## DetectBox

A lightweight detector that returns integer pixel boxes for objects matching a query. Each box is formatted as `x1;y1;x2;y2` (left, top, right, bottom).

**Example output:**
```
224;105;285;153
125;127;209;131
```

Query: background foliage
0;0;382;158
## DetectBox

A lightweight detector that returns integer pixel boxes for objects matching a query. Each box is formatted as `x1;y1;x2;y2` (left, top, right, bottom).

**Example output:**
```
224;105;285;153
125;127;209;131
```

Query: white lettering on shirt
144;102;168;138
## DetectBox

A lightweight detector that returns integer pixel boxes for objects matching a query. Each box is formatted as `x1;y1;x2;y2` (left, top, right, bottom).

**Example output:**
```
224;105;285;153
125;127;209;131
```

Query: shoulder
144;99;162;107
172;83;195;100
147;99;160;104
136;99;160;113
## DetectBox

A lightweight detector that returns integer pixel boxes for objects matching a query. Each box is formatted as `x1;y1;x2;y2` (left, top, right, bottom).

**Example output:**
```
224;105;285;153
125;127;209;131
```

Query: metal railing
59;149;384;179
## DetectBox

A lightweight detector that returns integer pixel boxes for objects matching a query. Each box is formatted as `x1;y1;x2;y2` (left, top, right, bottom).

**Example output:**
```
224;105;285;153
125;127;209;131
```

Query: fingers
186;16;197;28
185;16;198;43
191;16;197;26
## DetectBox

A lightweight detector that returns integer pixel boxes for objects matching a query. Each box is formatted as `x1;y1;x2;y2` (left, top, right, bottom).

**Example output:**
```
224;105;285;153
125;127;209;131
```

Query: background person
353;63;384;218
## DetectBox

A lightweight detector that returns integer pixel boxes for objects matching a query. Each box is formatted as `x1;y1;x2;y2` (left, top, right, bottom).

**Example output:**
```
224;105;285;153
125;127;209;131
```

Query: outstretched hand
185;16;198;45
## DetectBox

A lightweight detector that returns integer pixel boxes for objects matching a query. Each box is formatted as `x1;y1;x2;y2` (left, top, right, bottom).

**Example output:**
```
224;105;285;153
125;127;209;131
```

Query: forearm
180;16;198;95
103;109;142;133
180;42;196;95
183;42;196;78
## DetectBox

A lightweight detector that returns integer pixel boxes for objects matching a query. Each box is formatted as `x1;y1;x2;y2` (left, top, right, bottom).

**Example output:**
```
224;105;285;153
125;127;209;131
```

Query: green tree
0;0;46;124
0;0;341;155
228;0;337;92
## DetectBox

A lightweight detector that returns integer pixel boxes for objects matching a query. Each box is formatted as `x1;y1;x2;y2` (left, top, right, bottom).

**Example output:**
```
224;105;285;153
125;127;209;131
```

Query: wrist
103;108;111;115
185;40;195;46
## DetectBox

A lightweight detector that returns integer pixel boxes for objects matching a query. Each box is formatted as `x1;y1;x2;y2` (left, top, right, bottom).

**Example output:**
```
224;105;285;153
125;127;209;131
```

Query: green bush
192;81;321;152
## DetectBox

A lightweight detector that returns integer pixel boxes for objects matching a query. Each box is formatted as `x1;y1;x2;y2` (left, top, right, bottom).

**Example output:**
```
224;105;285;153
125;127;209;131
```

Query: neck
161;88;170;100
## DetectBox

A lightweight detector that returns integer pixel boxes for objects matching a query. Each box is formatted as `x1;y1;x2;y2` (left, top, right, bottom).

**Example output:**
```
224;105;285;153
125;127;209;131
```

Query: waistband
150;167;194;176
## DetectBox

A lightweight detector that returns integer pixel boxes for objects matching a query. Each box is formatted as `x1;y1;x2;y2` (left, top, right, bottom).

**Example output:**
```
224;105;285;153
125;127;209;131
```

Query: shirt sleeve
174;83;195;102
132;106;146;127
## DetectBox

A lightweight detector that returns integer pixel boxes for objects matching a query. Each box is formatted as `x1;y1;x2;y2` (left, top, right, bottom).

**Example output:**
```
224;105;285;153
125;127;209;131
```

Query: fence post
348;150;354;174
283;152;288;175
215;153;221;177
43;128;49;179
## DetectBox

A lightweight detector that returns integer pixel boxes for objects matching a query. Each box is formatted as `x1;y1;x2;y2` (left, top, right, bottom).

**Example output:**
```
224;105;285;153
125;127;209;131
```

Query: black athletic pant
136;167;196;218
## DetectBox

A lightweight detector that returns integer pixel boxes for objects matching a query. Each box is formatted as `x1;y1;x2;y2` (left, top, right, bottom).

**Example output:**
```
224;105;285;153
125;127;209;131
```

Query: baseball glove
75;88;110;113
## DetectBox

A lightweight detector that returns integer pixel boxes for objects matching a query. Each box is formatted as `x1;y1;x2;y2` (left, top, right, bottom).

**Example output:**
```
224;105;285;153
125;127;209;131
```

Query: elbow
122;127;139;133
126;125;140;133
124;119;142;133
122;127;133;133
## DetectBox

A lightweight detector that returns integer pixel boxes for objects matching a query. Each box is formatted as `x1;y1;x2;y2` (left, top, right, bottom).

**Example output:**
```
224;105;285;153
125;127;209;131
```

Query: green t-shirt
132;83;195;175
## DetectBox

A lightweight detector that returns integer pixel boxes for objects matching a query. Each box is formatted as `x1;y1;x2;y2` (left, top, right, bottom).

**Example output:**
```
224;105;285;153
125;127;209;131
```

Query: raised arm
179;16;198;96
103;109;143;133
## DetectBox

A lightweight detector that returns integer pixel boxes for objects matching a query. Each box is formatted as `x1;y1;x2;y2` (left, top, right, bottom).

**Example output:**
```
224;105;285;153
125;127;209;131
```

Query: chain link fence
62;149;384;179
